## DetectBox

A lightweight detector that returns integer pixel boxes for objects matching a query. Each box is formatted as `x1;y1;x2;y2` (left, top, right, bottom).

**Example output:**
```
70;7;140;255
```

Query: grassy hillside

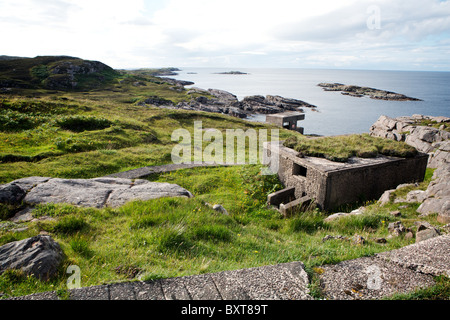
0;57;448;299
0;56;120;90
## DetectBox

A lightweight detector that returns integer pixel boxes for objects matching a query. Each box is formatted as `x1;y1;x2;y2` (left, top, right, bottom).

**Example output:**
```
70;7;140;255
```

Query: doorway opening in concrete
293;163;307;177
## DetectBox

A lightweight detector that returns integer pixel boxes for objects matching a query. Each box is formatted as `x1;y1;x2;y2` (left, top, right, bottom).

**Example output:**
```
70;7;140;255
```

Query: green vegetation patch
55;115;112;132
284;133;418;162
0;165;446;299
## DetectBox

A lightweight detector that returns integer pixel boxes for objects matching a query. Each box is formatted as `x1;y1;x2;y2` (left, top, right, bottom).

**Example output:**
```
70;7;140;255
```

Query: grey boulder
0;235;64;280
1;177;193;209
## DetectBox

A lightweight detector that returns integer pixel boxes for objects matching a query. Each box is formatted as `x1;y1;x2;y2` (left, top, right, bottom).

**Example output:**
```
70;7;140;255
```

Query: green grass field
0;60;448;299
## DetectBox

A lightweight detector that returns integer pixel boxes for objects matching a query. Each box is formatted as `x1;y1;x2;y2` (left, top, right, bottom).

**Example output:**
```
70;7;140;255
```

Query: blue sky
0;0;449;71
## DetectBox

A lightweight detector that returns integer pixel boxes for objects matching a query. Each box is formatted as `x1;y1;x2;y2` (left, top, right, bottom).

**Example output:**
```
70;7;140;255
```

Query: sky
0;0;449;71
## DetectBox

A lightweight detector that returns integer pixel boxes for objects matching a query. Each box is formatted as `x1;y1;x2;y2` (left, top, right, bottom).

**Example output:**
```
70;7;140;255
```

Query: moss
284;134;418;162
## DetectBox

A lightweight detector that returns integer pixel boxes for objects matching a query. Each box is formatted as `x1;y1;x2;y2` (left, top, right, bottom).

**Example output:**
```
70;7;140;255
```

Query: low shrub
56;115;112;132
52;216;88;235
190;225;233;243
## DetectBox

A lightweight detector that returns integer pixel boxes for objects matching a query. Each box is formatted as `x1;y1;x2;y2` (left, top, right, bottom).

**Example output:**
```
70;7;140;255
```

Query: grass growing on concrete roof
283;133;418;162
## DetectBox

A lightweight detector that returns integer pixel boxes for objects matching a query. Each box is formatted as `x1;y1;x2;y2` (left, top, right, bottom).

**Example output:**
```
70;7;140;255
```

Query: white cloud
0;0;449;70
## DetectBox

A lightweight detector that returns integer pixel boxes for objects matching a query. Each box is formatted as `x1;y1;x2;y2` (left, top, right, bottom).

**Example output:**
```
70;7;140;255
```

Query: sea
169;68;450;136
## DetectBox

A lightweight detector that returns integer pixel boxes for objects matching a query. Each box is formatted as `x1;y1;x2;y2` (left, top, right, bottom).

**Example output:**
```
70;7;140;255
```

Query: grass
0;95;285;183
0;59;447;300
284;134;418;162
1;164;445;299
385;276;450;300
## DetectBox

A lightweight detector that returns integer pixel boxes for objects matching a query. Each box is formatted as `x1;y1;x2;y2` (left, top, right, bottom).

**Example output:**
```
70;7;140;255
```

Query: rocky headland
318;83;422;101
139;84;317;119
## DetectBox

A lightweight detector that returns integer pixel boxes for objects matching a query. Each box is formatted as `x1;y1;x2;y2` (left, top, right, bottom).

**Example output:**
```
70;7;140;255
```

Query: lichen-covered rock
416;228;440;243
0;235;64;280
370;115;450;219
0;177;193;209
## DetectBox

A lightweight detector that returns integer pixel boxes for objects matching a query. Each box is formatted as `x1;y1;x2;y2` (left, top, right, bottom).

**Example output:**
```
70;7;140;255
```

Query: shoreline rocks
214;71;248;75
318;83;422;101
144;77;317;119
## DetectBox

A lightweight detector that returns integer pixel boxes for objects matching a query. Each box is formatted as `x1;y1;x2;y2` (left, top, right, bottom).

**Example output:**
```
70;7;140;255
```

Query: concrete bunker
265;141;429;216
266;112;305;134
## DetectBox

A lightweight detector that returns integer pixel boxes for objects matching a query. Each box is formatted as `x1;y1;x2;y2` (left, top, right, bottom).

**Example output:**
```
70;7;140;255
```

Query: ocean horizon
169;67;450;136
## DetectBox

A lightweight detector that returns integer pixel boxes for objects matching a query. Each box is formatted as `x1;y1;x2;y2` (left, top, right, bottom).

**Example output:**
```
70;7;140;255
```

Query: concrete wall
266;142;429;211
324;154;429;209
276;149;328;207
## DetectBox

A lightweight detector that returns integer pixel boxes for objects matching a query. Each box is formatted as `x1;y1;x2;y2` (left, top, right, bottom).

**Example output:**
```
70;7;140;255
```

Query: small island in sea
318;82;422;101
214;71;248;75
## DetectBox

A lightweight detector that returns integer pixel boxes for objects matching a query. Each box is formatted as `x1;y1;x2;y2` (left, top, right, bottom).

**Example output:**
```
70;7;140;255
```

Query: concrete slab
134;280;165;300
182;273;223;300
319;257;435;300
161;277;192;300
376;235;450;277
210;269;252;300
210;262;311;300
69;285;109;300
109;282;136;300
251;262;312;300
8;291;60;300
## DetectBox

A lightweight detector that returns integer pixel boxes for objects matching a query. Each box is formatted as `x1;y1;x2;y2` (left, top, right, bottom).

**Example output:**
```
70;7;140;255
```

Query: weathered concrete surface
10;235;450;300
319;235;450;300
319;256;435;300
0;177;193;209
12;261;312;301
376;235;450;277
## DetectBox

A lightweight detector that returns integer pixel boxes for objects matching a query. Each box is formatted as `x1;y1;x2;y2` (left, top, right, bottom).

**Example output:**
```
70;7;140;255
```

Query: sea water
169;68;450;136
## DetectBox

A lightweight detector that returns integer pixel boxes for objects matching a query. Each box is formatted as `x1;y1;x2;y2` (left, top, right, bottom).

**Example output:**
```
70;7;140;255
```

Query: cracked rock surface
0;176;193;208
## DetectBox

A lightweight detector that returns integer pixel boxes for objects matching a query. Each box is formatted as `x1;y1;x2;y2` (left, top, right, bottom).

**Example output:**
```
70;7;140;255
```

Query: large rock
0;184;26;205
172;88;317;119
417;198;450;217
1;177;193;209
0;235;64;280
370;115;450;160
416;228;440;243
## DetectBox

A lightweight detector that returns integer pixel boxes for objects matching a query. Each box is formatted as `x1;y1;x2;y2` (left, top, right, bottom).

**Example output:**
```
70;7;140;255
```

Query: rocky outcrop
214;71;248;75
180;91;316;119
0;177;193;209
0;235;64;280
318;83;422;101
140;82;317;119
370;115;450;221
43;59;117;90
370;115;450;166
241;95;316;114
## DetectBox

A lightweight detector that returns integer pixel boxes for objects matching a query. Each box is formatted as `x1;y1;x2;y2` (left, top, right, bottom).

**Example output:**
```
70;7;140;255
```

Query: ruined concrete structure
265;142;429;215
266;112;305;134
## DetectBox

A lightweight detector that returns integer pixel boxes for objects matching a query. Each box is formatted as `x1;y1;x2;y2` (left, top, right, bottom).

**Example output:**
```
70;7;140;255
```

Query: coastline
161;68;450;136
